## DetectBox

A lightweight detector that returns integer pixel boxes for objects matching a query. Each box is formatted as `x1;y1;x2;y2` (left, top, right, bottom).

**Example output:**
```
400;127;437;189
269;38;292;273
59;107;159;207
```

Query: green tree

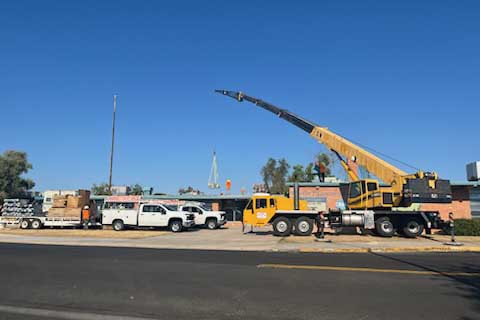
0;151;35;202
178;186;202;195
91;183;111;195
261;158;277;192
261;158;290;194
288;164;306;182
305;162;315;182
129;184;143;195
272;159;289;194
316;153;332;176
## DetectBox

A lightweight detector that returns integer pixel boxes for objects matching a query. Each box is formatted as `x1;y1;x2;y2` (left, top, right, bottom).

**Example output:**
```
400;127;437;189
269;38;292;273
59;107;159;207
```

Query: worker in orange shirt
82;205;90;229
315;161;326;182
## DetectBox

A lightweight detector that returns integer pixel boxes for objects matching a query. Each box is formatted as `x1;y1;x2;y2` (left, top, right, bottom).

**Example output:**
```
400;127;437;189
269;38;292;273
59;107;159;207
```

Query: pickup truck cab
179;203;227;229
102;201;195;232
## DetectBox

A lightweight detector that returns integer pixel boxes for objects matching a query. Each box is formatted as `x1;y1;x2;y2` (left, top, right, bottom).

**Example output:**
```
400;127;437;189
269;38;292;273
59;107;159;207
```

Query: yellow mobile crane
216;90;452;237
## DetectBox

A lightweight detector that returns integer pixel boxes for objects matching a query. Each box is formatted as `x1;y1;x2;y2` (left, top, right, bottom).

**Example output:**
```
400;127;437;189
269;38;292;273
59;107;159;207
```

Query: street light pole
108;94;117;194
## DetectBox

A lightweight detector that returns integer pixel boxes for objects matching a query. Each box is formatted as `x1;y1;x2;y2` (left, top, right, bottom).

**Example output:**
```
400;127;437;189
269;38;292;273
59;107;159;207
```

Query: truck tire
375;217;394;237
20;220;30;229
402;220;424;238
294;217;314;236
206;218;218;230
30;219;42;229
112;220;125;231
169;219;183;232
272;217;292;237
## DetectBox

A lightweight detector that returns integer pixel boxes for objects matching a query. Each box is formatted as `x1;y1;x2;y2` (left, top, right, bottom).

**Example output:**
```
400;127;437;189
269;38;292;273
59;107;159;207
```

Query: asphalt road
0;243;479;320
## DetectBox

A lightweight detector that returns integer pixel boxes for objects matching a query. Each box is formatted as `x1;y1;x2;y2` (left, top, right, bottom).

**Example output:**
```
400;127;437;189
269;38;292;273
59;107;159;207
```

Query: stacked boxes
48;190;90;218
53;195;68;208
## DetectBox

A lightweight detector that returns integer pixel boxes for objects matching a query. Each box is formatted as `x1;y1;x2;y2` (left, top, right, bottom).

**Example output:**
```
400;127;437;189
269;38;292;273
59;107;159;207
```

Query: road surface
0;243;478;319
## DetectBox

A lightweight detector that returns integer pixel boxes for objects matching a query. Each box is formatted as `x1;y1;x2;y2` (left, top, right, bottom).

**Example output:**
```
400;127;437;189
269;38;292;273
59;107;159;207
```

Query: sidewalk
0;224;479;253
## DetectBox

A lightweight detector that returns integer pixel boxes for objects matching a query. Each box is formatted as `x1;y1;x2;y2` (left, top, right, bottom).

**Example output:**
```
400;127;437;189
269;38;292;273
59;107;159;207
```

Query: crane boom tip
214;89;244;101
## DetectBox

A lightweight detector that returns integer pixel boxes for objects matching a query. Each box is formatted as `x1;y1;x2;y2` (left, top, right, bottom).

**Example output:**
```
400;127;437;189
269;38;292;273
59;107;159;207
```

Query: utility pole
108;94;117;194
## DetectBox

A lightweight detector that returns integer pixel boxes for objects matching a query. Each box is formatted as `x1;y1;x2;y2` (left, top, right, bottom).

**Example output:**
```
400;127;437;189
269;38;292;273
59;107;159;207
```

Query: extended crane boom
216;90;406;187
216;89;452;209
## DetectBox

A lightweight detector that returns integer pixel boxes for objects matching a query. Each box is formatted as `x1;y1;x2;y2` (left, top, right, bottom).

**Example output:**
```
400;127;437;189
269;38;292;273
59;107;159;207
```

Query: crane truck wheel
402;220;424;238
375;217;394;237
272;217;292;237
112;220;125;231
294;217;314;236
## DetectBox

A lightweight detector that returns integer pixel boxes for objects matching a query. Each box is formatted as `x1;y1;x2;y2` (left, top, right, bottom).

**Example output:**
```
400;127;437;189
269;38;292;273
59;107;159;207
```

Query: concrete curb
299;246;480;253
1;236;480;254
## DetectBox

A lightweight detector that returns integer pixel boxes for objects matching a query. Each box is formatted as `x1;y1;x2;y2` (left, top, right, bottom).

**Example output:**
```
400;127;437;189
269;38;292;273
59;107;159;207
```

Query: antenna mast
208;151;220;189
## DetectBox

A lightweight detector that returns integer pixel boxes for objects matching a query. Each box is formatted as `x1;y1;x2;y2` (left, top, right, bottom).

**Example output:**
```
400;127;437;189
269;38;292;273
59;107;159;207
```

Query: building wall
420;186;472;220
211;202;220;211
471;186;480;219
289;186;344;211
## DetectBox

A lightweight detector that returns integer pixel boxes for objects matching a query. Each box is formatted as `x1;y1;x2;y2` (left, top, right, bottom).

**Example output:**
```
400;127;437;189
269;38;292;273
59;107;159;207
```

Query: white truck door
157;205;170;226
138;205;163;227
193;206;205;225
182;206;203;225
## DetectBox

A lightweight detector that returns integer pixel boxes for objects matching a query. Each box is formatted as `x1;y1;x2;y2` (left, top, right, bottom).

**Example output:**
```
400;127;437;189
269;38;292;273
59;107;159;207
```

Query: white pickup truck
179;203;227;229
102;202;195;232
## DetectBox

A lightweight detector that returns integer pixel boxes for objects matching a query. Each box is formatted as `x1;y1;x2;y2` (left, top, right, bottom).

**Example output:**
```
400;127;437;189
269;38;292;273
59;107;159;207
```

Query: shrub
443;219;480;236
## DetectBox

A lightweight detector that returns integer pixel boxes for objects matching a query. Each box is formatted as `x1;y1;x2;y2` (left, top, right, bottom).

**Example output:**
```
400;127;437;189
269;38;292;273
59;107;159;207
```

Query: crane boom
215;90;407;189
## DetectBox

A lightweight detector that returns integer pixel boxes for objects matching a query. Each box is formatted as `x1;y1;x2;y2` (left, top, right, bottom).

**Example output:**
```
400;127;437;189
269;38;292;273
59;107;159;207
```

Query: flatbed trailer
0;215;100;229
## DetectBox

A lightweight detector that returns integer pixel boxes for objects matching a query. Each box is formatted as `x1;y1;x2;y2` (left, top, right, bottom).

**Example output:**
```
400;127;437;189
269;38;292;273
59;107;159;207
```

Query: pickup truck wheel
402;220;424;238
20;220;30;229
31;219;42;229
206;218;218;230
112;220;124;231
294;217;314;236
375;217;394;237
169;220;183;232
272;217;292;237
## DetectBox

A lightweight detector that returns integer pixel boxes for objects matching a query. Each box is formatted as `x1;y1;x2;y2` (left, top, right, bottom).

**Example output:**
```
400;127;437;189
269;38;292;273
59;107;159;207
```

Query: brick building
287;181;480;220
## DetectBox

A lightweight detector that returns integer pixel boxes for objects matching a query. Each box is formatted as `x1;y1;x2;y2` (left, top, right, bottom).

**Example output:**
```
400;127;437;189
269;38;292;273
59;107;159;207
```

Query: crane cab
243;194;309;227
347;179;395;210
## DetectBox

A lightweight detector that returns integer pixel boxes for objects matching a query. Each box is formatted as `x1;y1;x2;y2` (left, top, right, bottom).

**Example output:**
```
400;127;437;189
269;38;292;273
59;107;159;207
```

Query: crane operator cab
346;173;452;211
347;179;394;210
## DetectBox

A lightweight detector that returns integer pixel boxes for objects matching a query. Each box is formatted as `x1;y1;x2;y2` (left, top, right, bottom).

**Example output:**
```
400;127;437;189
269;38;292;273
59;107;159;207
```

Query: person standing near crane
315;161;326;182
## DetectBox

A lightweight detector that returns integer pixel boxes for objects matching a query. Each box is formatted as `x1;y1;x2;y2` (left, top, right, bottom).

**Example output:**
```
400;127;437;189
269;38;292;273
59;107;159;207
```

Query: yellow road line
257;264;480;277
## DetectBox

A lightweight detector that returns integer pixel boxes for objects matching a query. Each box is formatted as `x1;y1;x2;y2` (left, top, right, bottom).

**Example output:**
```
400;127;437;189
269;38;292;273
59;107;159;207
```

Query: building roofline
91;194;250;201
286;182;344;187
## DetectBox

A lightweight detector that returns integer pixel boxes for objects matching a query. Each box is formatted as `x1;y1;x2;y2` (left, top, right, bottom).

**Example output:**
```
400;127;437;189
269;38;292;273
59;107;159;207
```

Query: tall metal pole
108;95;117;194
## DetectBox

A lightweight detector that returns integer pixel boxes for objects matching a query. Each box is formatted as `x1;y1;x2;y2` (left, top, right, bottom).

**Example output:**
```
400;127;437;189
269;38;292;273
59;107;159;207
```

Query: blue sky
1;0;479;194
